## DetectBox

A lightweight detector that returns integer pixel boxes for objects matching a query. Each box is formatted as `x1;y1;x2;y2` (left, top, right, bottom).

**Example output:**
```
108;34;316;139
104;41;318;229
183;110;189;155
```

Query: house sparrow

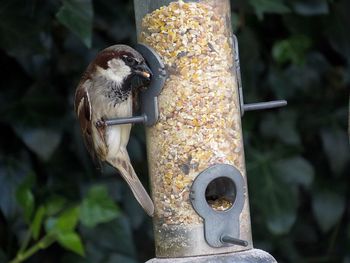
75;45;154;216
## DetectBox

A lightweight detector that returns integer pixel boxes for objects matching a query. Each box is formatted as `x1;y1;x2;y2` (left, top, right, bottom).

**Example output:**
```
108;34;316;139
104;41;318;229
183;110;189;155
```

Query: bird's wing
75;79;99;163
111;148;154;217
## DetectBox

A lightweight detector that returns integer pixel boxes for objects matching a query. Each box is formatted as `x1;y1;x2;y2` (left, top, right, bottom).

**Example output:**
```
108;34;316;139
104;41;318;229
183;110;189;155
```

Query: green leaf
31;206;46;240
265;183;298;235
15;174;35;222
249;0;290;19
80;185;120;228
273;157;314;187
47;206;80;234
56;207;80;232
57;231;85;256
80;216;136;256
268;53;329;99
260;111;301;146
0;161;28;220
249;158;298;235
14;126;62;162
312;189;346;232
44;217;57;233
291;0;329;16
56;0;93;48
272;35;312;65
45;195;67;216
320;128;349;175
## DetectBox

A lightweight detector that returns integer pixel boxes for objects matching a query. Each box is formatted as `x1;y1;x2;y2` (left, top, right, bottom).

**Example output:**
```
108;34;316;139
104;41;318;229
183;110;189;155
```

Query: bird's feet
95;118;107;128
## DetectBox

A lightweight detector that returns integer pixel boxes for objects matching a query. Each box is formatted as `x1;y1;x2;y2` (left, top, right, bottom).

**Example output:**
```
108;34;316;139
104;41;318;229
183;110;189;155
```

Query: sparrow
74;45;154;216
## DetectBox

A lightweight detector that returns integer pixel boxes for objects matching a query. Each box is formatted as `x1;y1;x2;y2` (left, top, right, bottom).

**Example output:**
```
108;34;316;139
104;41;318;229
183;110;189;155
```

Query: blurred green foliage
0;0;349;262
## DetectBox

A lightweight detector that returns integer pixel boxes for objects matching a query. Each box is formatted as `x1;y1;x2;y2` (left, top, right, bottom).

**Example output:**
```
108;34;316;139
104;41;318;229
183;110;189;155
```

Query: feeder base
145;249;277;263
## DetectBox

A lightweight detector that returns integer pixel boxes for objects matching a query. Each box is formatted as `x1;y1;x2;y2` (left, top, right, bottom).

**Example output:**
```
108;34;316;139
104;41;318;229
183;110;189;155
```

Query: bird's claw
95;119;107;128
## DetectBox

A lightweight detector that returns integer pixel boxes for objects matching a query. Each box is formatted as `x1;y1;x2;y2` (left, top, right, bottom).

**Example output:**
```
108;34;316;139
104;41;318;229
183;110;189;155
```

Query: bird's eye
123;55;135;65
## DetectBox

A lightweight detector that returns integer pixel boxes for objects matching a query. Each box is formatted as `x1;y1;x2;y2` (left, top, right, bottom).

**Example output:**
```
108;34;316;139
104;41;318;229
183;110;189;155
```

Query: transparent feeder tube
134;0;253;257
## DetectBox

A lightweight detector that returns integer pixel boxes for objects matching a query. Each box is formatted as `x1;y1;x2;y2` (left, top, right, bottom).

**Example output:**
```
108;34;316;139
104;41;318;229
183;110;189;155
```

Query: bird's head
91;45;152;90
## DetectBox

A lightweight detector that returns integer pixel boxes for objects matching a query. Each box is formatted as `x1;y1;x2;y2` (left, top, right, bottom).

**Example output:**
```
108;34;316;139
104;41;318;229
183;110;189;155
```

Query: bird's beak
133;63;152;81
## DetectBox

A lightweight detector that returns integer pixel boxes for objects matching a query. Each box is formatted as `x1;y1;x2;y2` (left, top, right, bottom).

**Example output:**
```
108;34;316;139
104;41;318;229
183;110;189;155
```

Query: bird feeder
107;0;286;262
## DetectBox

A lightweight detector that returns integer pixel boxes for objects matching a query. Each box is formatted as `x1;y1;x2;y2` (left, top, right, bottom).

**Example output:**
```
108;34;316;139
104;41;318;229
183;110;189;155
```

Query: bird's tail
109;151;154;217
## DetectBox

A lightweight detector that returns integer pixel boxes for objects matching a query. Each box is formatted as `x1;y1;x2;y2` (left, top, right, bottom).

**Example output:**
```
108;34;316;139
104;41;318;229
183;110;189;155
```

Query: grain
141;0;245;225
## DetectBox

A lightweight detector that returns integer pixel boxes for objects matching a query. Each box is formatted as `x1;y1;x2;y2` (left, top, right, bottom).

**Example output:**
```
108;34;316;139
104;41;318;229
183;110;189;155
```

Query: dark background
0;0;349;262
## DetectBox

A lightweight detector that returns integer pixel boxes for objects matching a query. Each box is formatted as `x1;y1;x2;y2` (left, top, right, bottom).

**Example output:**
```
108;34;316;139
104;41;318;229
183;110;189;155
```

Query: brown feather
75;80;106;163
113;150;154;216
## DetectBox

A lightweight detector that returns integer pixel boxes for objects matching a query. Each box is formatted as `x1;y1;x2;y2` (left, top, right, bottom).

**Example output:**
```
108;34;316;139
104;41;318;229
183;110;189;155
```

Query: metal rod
221;235;249;247
233;35;245;117
243;100;287;112
105;115;147;126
